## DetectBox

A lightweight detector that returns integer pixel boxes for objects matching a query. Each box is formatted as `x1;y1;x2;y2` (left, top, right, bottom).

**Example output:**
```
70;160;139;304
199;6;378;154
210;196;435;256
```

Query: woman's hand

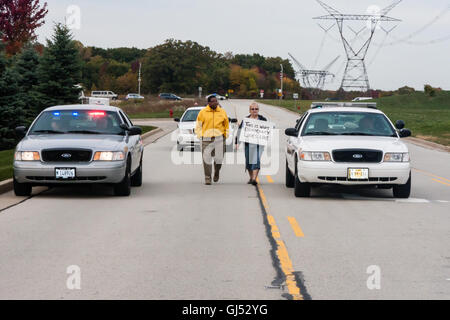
235;143;239;150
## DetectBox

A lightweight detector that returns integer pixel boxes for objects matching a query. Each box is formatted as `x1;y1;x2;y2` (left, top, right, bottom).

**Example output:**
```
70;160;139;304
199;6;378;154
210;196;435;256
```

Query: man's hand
235;143;239;151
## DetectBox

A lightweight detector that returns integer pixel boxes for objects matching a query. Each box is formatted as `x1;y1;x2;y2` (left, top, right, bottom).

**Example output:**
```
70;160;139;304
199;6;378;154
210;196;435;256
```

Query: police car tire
286;160;295;188
114;160;131;196
294;162;311;197
131;158;143;187
13;177;32;197
393;173;411;198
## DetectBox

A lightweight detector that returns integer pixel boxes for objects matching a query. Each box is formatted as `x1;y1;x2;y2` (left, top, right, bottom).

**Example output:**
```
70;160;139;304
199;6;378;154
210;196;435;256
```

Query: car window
181;109;201;122
121;111;134;126
118;111;131;127
29;110;124;135
301;112;397;137
295;112;308;132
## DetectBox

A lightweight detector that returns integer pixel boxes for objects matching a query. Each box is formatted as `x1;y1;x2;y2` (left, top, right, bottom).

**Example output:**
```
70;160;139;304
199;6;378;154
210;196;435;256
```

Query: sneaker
251;179;258;186
205;177;212;185
247;179;252;184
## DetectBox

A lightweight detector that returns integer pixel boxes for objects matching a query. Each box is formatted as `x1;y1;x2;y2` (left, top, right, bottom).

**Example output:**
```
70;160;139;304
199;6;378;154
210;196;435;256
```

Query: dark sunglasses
250;108;259;111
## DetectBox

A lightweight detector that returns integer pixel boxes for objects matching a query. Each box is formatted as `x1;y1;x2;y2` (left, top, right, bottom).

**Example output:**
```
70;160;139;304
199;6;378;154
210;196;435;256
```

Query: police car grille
332;149;382;163
42;149;92;162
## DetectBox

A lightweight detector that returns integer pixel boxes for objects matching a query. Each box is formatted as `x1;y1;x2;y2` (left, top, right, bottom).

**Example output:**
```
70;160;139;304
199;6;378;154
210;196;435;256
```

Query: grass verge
0;149;14;182
258;91;450;146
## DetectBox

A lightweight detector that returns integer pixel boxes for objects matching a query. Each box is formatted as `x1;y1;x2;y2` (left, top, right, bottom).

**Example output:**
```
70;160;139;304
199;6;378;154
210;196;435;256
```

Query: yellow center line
256;183;304;300
287;217;305;238
266;175;274;183
432;178;450;187
413;168;450;183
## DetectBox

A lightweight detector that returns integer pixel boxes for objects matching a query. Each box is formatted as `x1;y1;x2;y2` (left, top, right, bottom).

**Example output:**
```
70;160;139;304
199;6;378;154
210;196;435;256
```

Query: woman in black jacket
235;102;267;186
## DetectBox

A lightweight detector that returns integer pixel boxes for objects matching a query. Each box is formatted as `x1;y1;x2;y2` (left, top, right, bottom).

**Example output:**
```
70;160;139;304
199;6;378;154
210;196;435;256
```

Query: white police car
285;102;412;198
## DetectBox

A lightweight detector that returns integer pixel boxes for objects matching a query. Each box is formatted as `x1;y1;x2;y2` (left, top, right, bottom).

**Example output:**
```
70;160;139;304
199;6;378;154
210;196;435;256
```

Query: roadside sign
293;93;299;100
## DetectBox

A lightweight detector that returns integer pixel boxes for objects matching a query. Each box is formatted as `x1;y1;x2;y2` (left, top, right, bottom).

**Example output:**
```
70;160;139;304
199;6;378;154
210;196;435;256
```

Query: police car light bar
311;102;377;109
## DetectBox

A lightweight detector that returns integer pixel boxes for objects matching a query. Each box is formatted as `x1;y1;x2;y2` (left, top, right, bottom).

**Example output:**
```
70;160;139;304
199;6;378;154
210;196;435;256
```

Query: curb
0;127;163;196
0;179;13;195
141;127;163;140
405;137;450;153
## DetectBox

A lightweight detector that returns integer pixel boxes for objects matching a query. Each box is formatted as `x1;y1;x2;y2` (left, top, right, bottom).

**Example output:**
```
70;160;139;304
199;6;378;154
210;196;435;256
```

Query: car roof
44;104;122;112
308;107;383;114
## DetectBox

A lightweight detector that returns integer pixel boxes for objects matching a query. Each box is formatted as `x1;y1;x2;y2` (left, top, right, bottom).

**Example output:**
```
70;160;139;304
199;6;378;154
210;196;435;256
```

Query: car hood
17;134;126;151
301;136;408;153
178;122;196;130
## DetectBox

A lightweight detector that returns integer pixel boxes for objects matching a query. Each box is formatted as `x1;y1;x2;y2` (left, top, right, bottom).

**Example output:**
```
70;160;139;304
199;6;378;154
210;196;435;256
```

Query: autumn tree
0;0;48;55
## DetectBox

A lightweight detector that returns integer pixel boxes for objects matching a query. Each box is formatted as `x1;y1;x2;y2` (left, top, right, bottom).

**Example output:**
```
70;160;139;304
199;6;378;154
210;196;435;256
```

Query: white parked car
285;102;412;198
125;93;144;100
206;93;226;100
91;91;118;100
352;97;373;102
174;106;237;151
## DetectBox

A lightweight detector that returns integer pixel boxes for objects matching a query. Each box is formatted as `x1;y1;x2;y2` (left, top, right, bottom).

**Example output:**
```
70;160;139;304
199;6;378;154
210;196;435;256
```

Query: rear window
29;110;124;135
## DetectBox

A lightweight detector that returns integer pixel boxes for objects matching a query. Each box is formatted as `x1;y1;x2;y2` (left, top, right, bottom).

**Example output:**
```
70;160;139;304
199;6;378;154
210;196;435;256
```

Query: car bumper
14;161;127;184
297;161;411;185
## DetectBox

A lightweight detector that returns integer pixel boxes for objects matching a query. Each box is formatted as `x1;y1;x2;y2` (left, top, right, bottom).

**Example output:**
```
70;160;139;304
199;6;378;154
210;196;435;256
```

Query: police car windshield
301;112;397;137
181;109;201;122
29;110;124;135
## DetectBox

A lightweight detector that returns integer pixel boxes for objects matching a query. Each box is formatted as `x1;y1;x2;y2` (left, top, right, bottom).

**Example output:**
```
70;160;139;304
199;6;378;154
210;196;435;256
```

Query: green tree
142;39;221;94
0;52;26;149
36;23;82;111
14;44;41;121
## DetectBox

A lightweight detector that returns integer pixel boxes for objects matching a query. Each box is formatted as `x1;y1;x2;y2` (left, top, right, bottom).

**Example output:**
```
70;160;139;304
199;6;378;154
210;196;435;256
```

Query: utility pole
280;64;284;100
138;62;142;96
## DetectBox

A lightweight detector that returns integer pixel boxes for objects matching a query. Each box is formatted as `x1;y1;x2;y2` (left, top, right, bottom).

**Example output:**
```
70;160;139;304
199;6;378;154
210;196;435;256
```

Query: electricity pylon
314;0;402;92
288;52;339;93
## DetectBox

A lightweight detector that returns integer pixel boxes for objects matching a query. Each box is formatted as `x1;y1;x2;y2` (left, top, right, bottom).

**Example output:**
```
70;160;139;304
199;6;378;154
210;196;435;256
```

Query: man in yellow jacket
195;96;229;185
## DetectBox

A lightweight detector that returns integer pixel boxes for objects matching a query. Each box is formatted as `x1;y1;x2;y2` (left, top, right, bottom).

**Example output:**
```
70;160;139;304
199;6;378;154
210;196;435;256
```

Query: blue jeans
245;143;264;171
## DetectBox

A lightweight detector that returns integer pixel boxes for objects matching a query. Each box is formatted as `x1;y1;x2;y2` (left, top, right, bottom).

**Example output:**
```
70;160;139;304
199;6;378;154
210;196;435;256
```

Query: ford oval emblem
61;153;72;159
353;154;363;159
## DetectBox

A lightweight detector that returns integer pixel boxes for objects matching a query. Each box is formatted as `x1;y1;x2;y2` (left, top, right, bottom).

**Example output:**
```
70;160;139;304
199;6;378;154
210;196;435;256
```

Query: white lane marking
395;198;430;203
436;200;450;203
340;194;434;203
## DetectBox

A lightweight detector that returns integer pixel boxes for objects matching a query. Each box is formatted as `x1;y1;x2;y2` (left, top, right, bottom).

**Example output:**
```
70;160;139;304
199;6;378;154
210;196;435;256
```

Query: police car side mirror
174;118;180;122
128;126;142;136
15;126;27;138
399;128;411;138
230;118;238;123
395;120;405;130
285;128;298;137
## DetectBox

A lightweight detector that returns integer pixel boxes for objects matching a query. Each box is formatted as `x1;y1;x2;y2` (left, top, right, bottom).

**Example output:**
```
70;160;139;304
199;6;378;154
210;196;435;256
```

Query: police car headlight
180;129;192;135
15;151;40;161
300;151;331;161
93;151;125;161
384;152;409;162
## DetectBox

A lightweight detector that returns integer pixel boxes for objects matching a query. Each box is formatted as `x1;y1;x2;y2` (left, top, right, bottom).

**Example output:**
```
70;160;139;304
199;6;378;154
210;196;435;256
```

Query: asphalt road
0;99;449;300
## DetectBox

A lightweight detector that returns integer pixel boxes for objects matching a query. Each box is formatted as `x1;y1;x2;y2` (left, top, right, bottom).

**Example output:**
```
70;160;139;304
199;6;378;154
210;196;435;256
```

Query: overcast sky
36;0;450;91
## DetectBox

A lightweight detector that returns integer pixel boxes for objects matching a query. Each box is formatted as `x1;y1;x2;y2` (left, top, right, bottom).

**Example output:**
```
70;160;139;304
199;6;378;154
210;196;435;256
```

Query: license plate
348;168;369;180
55;168;76;179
